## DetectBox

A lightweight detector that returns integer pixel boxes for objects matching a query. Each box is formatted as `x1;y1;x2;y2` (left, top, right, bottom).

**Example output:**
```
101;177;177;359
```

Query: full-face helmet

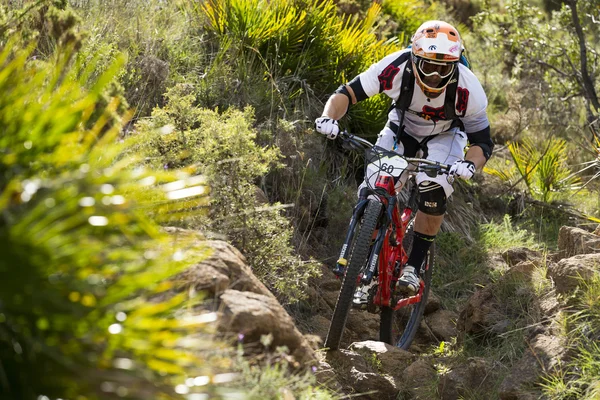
411;21;462;98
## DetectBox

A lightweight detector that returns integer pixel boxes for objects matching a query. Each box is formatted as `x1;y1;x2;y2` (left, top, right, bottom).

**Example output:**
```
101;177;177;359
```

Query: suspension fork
332;194;371;277
361;195;396;285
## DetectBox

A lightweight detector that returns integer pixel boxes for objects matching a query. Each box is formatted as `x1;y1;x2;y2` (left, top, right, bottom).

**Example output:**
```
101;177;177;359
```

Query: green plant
134;85;321;303
541;275;600;399
479;214;537;250
0;41;229;399
189;0;401;134
485;138;581;203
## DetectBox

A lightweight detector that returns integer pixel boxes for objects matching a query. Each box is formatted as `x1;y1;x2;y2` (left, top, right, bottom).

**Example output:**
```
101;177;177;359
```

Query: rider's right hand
315;117;339;140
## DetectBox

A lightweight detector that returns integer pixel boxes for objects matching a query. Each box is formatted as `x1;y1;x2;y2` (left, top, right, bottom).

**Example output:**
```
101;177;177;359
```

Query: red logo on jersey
421;105;446;122
457;87;469;116
378;65;400;91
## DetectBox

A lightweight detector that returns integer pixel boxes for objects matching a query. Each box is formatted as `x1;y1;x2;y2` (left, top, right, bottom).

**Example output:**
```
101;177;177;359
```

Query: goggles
416;58;456;79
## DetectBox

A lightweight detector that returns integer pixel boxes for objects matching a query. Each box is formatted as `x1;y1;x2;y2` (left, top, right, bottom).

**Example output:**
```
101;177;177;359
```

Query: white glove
315;117;339;140
449;160;476;180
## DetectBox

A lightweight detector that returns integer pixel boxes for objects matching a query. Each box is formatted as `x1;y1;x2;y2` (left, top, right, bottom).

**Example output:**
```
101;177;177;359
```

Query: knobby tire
379;225;435;350
325;200;383;350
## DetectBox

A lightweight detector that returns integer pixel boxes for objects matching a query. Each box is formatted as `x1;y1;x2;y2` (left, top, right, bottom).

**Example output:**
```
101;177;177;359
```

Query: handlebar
338;131;452;176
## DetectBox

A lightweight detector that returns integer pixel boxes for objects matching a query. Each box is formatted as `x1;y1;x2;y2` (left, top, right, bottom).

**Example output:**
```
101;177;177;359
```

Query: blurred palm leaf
0;41;225;399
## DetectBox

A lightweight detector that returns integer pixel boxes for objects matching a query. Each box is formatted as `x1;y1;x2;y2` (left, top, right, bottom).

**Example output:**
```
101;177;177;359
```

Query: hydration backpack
394;46;472;123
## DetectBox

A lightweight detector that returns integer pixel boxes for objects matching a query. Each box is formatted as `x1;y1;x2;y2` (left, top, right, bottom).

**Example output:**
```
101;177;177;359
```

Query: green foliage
235;350;336;399
542;275;600;399
479;214;537;250
0;42;226;399
134;85;321;302
485;138;580;202
72;0;204;116
472;0;600;137
381;0;439;44
189;0;401;134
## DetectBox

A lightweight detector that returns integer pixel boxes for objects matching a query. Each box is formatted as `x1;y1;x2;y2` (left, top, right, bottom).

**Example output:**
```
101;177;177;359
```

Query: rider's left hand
449;160;476;180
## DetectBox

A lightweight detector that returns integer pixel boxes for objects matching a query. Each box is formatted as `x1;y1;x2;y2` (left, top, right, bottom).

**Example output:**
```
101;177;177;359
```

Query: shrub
134;85;321;302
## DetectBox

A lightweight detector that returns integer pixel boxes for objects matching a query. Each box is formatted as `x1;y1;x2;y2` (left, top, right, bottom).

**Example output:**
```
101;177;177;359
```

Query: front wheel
379;232;435;350
325;200;383;350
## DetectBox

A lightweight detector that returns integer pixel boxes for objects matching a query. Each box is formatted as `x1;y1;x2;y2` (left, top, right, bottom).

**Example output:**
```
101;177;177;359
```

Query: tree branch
560;91;583;102
535;60;572;78
567;0;600;115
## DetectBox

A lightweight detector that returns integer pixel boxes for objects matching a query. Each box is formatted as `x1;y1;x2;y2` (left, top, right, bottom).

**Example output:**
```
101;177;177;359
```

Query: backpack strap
386;55;414;138
396;60;415;112
444;68;459;121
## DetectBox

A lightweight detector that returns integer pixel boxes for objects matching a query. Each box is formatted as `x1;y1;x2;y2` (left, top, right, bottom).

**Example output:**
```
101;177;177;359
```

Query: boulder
346;309;380;342
305;315;331;342
347;367;398;400
218;289;316;365
314;360;343;393
557;226;600;259
547;253;600;294
320;290;340;310
173;237;274;298
506;260;537;279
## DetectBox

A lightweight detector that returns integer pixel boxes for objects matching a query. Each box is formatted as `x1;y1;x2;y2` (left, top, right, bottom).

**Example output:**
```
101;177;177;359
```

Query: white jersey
355;49;489;138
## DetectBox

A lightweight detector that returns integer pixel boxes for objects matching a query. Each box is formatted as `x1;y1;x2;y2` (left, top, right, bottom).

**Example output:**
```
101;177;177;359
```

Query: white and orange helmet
411;21;462;97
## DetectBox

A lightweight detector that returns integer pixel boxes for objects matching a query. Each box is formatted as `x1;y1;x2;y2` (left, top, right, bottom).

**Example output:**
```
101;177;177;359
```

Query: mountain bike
324;131;452;351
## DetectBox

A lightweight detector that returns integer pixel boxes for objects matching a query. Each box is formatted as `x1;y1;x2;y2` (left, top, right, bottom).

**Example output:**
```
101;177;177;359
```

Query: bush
134;85;321;302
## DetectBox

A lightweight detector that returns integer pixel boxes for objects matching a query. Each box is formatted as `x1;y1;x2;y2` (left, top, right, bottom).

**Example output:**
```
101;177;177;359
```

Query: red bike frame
371;175;427;310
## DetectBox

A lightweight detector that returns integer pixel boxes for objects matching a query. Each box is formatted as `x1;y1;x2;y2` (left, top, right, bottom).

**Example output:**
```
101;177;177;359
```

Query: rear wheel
379;225;435;349
325;200;382;350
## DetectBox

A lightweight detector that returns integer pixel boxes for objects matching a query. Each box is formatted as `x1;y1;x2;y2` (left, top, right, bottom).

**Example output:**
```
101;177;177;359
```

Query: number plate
366;154;408;178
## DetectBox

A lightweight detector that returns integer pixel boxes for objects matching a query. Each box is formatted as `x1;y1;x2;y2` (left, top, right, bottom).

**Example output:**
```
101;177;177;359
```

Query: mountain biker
315;21;493;298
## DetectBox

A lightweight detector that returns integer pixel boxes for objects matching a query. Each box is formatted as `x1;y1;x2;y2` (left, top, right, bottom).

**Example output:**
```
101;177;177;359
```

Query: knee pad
418;181;447;216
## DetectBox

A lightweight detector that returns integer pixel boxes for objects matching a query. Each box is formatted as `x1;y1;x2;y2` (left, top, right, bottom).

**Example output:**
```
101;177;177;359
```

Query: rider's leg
398;129;468;293
397;186;446;293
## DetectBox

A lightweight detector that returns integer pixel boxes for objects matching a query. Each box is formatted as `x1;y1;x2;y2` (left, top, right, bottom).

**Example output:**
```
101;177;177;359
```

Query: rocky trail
181;226;600;399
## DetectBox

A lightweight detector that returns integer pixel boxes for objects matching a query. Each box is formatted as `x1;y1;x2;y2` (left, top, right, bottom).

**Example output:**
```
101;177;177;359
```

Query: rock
502;247;542;266
557;226;600;259
498;334;566;400
320;290;340;309
438;357;498;400
182;264;230;295
172;237;274;298
218;289;316;365
425;309;458;342
349;341;414;380
425;289;442;314
547;253;600;294
314;360;343;392
401;359;438;399
306;315;331;341
325;349;369;374
326;346;401;399
346;309;380;342
506;260;537;279
457;285;506;341
348;367;398;400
